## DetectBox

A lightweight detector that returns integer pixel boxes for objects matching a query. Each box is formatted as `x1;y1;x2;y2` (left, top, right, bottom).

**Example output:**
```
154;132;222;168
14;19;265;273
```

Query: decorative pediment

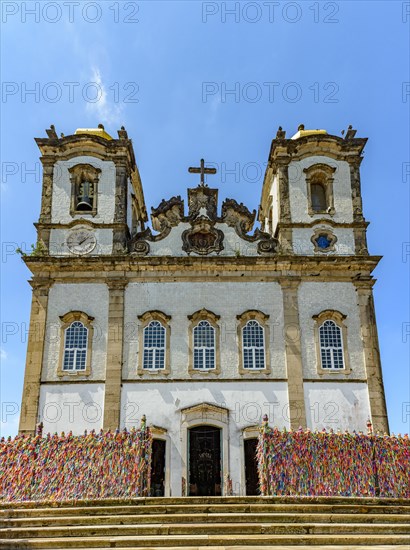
128;182;278;257
181;402;229;416
181;403;229;429
150;425;168;436
182;217;224;256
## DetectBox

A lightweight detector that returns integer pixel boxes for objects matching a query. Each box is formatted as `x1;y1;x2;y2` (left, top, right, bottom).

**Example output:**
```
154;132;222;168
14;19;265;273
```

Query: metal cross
188;158;217;186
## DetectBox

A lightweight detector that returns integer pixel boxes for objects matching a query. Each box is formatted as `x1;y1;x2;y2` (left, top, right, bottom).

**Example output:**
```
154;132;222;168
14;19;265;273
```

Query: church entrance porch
188;425;222;496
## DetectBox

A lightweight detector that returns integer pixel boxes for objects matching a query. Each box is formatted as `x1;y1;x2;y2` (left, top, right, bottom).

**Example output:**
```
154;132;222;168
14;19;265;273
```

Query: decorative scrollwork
257;238;278;255
131;240;150;256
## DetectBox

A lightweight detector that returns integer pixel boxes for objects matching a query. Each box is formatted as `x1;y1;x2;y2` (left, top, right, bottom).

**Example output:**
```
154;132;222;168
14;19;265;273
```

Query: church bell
76;181;93;211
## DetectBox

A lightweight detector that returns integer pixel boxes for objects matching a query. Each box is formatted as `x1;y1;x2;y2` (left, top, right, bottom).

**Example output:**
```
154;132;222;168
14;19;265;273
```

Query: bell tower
259;124;368;257
34;124;147;256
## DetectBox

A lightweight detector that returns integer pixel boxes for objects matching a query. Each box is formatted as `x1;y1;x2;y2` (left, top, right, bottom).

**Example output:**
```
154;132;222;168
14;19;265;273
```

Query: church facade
19;124;389;497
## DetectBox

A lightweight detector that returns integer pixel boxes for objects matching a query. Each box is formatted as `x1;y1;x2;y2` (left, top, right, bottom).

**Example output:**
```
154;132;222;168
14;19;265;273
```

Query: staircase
1;496;409;549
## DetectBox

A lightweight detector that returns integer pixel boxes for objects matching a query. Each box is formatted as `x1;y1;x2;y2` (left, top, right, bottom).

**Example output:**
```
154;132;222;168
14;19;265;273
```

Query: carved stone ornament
130;240;150;256
151;196;184;232
182;217;224;256
221;198;256;233
188;186;218;220
257;238;277;255
311;227;338;253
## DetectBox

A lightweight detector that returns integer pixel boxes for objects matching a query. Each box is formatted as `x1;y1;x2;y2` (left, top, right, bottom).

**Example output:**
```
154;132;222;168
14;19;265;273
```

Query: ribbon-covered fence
0;420;152;502
258;418;409;498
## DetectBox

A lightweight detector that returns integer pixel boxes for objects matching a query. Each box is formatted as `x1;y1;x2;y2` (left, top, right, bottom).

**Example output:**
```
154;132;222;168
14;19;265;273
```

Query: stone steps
2;521;410;537
2;503;410;517
0;496;409;548
2;512;409;527
1;534;410;549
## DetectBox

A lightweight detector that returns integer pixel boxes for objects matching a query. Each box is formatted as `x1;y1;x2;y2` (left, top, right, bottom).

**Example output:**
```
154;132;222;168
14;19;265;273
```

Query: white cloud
206;94;221;128
85;67;125;127
0;348;7;362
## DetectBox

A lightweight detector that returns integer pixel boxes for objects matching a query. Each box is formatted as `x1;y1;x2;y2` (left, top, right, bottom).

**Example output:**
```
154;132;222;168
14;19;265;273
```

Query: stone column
19;280;51;435
103;279;127;430
280;279;307;429
354;280;389;433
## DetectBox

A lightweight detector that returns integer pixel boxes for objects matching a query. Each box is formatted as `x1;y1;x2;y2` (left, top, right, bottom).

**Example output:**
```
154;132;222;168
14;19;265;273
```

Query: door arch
180;403;229;496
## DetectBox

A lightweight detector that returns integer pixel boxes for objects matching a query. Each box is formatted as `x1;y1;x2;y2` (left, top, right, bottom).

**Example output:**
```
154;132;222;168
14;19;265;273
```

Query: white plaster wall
38;383;105;435
288;156;353;224
304;382;371;432
292;226;355;255
298;282;366;379
121;381;290;495
51;156;116;224
123;282;286;380
42;284;109;382
49;227;113;256
146;223;260;256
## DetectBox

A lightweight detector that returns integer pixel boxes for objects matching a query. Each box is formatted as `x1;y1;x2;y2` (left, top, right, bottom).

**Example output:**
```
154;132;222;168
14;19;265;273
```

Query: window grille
193;320;215;370
242;320;265;369
63;321;88;371
143;320;166;369
319;320;344;369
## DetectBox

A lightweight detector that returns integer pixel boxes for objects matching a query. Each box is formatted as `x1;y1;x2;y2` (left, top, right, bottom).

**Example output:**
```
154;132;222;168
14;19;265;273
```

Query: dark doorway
188;425;221;496
151;439;166;496
244;438;260;495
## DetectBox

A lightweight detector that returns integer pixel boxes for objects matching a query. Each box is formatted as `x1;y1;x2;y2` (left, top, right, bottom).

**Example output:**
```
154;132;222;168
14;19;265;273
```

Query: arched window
304;164;336;216
319;320;344;369
193;320;215;370
311;183;327;212
69;164;101;216
58;311;94;376
143;321;166;370
63;321;88;371
242;320;265;370
188;309;220;374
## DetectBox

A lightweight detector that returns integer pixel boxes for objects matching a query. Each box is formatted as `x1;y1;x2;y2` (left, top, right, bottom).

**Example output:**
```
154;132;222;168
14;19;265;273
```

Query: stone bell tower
19;125;148;435
34;124;147;256
259;124;389;434
259;124;369;257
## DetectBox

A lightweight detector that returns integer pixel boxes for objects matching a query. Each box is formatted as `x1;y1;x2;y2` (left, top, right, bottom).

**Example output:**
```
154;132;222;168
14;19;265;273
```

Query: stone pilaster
18;280;51;435
349;159;364;222
112;163;128;253
349;159;369;255
354;280;389;433
277;163;293;253
39;161;54;224
37;161;54;249
280;279;307;429
103;279;127;430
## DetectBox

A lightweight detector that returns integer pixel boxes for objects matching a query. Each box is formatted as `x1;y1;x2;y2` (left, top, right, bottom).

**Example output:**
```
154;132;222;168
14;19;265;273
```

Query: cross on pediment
188;158;217;187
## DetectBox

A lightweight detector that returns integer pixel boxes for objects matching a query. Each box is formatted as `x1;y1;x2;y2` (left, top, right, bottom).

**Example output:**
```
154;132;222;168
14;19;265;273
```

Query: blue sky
1;1;409;437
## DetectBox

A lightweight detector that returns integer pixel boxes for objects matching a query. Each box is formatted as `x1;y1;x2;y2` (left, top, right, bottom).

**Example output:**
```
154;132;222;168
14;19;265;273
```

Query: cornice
23;255;382;283
35;221;129;230
277;220;370;229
